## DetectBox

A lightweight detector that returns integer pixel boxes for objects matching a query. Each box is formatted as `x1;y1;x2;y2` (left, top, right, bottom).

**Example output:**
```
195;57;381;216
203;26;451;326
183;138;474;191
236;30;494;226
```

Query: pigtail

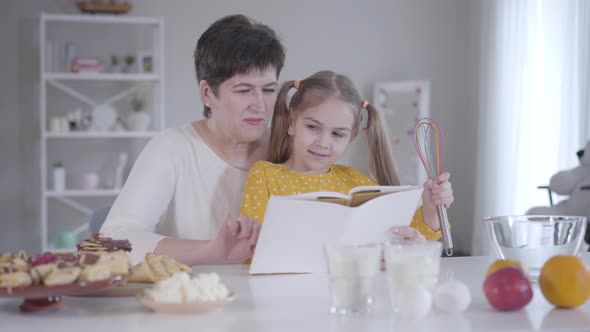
267;80;296;163
364;104;400;186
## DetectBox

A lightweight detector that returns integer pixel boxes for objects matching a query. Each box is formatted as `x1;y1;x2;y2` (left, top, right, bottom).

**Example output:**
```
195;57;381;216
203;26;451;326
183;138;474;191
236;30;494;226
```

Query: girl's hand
388;226;426;243
381;227;427;271
421;172;454;231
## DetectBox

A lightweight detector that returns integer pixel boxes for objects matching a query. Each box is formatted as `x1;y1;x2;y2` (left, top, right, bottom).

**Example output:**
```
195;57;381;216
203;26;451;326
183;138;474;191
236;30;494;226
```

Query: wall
0;4;24;252
134;0;478;255
1;0;478;255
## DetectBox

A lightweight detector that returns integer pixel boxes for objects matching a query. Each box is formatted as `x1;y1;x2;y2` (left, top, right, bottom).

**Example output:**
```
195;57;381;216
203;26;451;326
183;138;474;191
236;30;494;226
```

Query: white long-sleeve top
100;123;248;263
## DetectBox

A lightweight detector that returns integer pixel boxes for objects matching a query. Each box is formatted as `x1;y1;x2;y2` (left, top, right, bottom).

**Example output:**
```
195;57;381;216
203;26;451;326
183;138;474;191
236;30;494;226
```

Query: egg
398;284;432;320
433;280;471;314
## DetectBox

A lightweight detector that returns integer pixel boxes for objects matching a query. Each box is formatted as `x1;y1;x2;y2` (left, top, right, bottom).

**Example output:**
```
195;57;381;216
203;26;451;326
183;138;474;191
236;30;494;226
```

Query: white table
3;255;590;332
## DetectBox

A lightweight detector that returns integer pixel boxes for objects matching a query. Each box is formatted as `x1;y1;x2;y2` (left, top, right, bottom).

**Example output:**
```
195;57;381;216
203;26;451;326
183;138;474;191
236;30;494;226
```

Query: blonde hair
267;70;400;186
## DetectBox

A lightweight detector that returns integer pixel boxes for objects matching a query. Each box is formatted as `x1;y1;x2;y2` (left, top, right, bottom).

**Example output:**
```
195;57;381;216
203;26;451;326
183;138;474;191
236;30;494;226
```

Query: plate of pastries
0;233;194;312
0;233;133;311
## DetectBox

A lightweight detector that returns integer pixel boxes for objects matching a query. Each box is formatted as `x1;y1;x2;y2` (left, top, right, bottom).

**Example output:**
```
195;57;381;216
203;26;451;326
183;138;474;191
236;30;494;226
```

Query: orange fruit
486;259;523;277
539;255;590;308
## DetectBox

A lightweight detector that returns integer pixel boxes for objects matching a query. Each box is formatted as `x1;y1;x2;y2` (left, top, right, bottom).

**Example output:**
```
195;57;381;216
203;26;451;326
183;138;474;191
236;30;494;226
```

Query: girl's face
286;97;357;174
203;67;278;143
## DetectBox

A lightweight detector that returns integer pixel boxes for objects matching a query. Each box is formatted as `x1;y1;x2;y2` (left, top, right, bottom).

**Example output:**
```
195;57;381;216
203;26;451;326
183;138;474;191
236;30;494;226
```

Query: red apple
483;266;533;311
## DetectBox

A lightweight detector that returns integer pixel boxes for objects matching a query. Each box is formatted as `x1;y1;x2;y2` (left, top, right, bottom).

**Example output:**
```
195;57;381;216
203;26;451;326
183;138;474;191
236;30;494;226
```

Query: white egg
433;280;471;314
398;284;432;320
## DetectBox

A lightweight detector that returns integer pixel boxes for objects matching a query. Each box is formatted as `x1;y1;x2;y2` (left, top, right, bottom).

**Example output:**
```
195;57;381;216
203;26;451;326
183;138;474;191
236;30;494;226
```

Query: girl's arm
240;162;271;224
390;172;454;241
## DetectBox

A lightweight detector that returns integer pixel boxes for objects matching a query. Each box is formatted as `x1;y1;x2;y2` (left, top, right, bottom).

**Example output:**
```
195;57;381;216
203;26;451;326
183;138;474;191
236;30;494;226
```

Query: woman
101;14;286;265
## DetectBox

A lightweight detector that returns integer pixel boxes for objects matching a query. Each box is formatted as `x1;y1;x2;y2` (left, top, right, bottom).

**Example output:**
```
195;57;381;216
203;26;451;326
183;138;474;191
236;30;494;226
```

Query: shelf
45;131;158;139
39;12;165;252
46;190;121;198
42;13;162;25
44;72;160;81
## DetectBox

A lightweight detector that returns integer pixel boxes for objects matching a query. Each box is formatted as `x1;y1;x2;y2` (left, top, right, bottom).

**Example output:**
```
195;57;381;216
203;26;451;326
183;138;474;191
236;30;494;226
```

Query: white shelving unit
39;13;165;251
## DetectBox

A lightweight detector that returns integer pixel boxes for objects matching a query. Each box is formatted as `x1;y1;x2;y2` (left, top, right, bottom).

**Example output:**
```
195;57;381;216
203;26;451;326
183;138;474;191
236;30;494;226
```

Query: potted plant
123;55;136;73
109;55;120;73
124;83;151;131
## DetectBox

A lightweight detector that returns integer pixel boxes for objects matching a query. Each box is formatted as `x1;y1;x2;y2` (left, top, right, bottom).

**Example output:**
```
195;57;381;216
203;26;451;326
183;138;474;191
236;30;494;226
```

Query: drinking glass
384;240;442;312
323;243;381;315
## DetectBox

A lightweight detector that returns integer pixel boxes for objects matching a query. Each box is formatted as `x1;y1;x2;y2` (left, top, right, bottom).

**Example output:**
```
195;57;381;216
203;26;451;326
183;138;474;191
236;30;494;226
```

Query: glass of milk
384;239;442;312
323;243;381;315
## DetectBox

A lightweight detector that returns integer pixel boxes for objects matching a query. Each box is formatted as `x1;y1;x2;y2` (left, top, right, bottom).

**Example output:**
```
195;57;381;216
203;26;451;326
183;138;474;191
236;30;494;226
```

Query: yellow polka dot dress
240;161;440;240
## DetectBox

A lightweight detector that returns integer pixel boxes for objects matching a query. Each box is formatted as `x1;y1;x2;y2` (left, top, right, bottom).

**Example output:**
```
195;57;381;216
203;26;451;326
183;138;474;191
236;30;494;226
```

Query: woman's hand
421;172;454;231
207;215;261;263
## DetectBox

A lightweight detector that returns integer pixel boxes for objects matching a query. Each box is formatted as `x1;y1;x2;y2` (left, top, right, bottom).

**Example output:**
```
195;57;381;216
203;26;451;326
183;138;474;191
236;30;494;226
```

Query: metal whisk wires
412;117;453;256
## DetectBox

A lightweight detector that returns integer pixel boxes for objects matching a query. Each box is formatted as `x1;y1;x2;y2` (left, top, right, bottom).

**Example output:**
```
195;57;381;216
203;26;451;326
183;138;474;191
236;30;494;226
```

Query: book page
249;186;423;274
348;185;422;207
349;191;388;207
348;185;420;195
283;191;351;206
249;197;350;274
284;191;348;200
340;188;423;244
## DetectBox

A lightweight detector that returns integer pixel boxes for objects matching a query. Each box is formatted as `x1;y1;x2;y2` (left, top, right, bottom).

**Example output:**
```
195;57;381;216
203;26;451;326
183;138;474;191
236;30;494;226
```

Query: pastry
145;253;169;281
128;261;155;283
163;256;193;274
77;233;132;253
44;266;81;286
96;251;131;276
33;263;56;278
28;267;43;286
79;264;111;282
0;271;32;288
128;253;192;283
77;252;101;265
160;256;182;275
0;251;31;275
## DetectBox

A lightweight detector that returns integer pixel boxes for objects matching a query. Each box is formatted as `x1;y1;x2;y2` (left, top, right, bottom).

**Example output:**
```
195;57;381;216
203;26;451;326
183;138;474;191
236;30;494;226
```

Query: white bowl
137;293;235;314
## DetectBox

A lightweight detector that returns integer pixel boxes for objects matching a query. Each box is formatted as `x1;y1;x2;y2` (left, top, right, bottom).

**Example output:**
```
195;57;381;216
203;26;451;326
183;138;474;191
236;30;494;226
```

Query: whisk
412;117;453;256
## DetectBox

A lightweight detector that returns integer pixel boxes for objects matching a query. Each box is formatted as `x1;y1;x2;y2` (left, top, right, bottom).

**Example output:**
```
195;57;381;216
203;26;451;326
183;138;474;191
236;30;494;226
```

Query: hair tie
362;101;369;109
293;80;300;90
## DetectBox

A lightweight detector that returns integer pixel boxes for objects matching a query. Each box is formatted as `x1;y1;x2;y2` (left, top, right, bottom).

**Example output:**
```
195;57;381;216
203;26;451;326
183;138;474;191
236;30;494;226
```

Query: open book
249;185;423;274
288;185;419;207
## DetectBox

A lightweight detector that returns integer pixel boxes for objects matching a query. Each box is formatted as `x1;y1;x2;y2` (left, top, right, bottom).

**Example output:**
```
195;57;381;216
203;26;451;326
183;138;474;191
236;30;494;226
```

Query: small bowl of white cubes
137;272;234;314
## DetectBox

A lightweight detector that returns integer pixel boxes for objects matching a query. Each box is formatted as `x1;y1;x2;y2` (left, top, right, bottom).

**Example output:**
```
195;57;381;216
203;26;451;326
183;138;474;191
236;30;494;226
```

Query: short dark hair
194;14;286;118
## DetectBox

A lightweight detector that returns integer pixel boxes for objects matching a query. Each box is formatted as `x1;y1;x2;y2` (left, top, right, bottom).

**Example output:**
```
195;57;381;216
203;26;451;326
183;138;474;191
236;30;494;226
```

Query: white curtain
472;0;590;255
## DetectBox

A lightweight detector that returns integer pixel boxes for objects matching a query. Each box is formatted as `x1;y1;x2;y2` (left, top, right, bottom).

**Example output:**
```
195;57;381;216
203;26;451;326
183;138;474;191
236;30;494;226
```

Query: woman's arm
100;132;178;263
101;130;262;266
155;215;260;266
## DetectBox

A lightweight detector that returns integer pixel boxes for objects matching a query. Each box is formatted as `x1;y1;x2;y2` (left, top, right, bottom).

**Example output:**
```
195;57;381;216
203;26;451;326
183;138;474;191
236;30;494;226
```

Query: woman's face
206;67;278;143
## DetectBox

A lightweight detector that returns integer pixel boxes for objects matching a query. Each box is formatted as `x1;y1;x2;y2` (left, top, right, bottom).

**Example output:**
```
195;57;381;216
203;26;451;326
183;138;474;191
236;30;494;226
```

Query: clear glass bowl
484;215;588;280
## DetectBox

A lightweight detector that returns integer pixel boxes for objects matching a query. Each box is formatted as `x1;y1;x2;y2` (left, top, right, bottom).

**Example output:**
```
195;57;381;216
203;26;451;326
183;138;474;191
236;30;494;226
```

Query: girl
240;71;453;240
